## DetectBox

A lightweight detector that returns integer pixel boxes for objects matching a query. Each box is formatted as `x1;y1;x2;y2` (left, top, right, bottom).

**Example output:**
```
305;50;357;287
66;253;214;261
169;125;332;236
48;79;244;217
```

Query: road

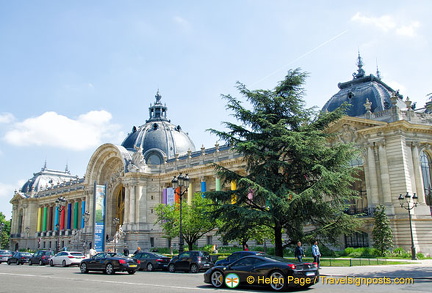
0;261;431;293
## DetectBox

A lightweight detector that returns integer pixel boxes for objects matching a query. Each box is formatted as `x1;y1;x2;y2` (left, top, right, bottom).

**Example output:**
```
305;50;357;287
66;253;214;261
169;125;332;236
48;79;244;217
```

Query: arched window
420;150;432;206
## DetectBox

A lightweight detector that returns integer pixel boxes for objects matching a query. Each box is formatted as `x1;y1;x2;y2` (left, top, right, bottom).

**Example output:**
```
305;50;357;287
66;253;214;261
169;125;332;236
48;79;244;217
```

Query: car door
175;252;190;270
227;257;261;281
55;252;65;265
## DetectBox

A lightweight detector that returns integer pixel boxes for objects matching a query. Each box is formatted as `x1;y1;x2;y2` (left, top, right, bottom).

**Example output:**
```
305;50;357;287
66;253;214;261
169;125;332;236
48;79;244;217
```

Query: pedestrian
312;240;321;268
243;243;249;251
294;241;305;262
124;247;130;256
134;246;141;255
89;247;96;257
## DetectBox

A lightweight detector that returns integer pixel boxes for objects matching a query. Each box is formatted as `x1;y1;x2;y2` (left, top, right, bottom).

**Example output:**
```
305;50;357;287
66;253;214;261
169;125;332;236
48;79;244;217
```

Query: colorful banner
166;187;175;205
93;184;106;252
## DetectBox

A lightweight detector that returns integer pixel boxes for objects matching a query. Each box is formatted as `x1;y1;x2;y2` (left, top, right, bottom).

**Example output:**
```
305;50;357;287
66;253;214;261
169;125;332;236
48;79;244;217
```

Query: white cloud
0;113;15;124
386;80;407;96
173;16;192;32
3;110;121;151
351;12;420;37
396;21;420;37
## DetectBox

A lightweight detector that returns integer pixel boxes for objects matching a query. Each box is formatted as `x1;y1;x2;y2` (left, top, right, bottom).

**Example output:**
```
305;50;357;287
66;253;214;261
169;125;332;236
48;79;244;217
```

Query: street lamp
0;223;5;249
83;211;90;256
55;196;67;252
398;192;418;260
112;217;120;253
171;173;189;254
25;227;30;251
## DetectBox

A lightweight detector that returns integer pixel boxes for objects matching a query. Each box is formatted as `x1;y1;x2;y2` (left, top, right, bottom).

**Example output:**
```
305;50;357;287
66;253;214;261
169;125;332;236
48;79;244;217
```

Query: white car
49;251;85;267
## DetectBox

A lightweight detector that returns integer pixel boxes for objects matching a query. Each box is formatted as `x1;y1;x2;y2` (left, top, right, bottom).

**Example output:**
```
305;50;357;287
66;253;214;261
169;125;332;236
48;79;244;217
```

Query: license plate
306;272;315;276
129;265;137;267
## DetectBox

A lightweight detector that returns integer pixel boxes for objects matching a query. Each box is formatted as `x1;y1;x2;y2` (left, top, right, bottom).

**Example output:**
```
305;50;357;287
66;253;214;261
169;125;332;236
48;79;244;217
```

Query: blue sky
1;0;431;219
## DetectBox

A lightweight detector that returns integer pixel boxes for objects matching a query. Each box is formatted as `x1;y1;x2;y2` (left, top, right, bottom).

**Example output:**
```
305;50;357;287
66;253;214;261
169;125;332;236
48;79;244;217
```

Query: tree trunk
274;221;283;257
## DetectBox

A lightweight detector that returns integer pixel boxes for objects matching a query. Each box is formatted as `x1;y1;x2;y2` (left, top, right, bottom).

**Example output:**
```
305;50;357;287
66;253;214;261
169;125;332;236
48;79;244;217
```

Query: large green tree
0;212;11;249
372;205;393;256
155;194;218;251
206;69;362;256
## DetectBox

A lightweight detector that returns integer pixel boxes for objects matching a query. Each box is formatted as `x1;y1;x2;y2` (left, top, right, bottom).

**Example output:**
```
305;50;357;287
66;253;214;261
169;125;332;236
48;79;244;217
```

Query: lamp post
171;173;189;254
83;211;90;255
112;217;120;253
0;222;5;249
55;196;67;252
398;192;418;260
25;227;30;251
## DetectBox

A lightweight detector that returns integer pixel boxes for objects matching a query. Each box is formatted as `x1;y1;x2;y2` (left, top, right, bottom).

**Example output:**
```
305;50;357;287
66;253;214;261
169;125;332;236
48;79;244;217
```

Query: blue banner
93;184;106;252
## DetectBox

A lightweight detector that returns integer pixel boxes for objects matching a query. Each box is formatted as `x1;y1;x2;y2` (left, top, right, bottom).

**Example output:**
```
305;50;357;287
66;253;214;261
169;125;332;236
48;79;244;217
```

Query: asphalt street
0;259;431;293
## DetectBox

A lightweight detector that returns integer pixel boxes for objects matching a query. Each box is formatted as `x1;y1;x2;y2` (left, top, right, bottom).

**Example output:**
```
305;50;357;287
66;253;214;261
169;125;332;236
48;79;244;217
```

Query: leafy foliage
0;212;11;249
154;194;218;251
372;205;394;256
206;69;362;256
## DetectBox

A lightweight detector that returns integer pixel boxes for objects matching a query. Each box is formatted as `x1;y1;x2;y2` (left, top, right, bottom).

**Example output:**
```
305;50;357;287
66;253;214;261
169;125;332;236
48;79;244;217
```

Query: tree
0;212;11;249
372;205;393;256
206;69;362;256
155;194;218;251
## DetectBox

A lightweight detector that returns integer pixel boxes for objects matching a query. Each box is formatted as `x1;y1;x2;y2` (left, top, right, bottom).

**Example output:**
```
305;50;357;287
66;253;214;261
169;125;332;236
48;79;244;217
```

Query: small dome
322;54;406;117
20;163;78;195
121;91;196;164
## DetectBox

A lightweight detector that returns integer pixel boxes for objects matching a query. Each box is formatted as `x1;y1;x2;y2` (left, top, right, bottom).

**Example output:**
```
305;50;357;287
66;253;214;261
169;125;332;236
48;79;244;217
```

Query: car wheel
62;260;67;267
128;270;136;275
210;270;224;288
269;270;287;291
50;260;54;267
168;264;175;273
105;263;115;275
7;260;11;265
190;263;199;273
39;260;43;266
146;263;154;272
80;263;88;274
16;261;21;265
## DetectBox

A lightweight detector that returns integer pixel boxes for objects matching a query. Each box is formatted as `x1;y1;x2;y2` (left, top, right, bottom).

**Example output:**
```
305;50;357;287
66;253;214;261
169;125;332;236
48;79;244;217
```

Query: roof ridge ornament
352;51;365;79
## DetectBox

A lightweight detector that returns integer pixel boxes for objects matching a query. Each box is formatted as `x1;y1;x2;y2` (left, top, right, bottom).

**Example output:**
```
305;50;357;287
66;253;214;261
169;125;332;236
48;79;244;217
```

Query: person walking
134;246;141;255
123;247;130;256
294;241;305;262
312;240;321;268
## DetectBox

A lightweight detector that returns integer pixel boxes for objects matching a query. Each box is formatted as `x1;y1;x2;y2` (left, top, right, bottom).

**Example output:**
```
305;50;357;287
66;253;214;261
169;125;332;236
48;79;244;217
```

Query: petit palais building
9;58;432;256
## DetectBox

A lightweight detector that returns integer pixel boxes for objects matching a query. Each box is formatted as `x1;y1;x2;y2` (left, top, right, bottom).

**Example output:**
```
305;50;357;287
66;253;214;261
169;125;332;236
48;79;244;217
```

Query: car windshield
261;255;291;263
21;252;33;256
71;253;84;256
152;253;167;258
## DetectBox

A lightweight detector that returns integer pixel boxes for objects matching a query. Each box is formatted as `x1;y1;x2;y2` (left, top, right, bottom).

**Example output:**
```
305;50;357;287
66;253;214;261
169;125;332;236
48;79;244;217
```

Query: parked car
168;250;213;273
7;252;33;265
204;254;319;291
0;250;13;264
133;252;171;271
79;252;140;275
29;250;55;265
215;251;265;266
49;251;85;267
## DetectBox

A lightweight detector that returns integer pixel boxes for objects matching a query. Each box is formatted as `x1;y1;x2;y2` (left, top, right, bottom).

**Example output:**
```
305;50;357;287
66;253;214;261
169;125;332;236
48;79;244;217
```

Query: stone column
366;143;379;206
412;143;426;203
377;141;392;205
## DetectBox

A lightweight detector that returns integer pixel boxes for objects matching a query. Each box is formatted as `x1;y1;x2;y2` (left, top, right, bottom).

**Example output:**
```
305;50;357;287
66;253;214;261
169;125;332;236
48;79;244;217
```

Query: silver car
0;250;13;264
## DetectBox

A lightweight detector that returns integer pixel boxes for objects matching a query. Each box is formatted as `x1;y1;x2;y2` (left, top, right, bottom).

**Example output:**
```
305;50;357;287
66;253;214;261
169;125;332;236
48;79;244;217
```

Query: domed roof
121;91;196;165
322;53;406;117
20;163;79;195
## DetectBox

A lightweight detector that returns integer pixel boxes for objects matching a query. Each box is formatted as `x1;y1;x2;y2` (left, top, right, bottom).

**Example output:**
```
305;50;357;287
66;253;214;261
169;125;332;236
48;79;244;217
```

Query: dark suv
168;250;213;273
215;251;265;266
29;250;54;265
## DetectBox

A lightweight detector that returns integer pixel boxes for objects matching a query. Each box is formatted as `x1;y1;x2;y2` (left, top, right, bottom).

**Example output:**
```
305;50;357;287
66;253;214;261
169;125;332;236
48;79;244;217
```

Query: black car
133;252;171;271
168;250;213;273
215;251;265;266
7;252;33;265
29;250;54;265
79;252;140;275
204;255;319;291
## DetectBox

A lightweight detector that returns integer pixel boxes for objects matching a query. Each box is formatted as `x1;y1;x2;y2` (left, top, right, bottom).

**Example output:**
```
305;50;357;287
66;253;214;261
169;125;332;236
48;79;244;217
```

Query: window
150;237;155;248
345;232;369;248
420;151;432;206
206;235;213;245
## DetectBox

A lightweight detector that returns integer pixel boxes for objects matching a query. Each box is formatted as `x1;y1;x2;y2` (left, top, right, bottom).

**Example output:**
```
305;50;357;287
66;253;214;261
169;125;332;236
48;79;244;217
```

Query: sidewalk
320;259;432;280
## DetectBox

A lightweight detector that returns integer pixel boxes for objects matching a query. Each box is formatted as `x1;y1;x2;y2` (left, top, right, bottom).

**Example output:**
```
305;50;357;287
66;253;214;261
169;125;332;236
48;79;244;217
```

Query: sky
1;0;431;220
